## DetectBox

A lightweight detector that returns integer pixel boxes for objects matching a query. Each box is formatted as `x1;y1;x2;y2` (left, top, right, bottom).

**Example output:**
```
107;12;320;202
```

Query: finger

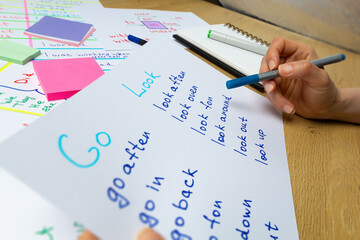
262;79;276;94
267;88;296;114
278;60;329;87
265;38;319;70
265;38;300;70
78;230;99;240
269;37;300;57
260;56;270;73
137;228;164;240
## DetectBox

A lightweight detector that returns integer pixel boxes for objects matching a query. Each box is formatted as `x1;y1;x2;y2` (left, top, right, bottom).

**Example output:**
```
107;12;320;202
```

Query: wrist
327;88;360;124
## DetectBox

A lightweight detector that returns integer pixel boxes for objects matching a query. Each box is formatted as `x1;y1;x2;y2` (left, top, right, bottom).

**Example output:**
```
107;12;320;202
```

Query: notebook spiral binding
224;23;271;47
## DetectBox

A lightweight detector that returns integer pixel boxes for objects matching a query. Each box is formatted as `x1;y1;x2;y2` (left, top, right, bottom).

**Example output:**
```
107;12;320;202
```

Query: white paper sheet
0;39;298;239
77;5;209;51
0;166;82;239
0;110;38;143
1;4;210;238
0;0;104;237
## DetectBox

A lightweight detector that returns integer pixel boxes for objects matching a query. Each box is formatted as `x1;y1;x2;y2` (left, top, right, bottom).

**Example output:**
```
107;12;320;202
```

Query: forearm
329;88;360;124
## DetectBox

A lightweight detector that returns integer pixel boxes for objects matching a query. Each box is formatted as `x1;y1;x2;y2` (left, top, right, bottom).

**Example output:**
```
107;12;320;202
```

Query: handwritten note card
0;39;298;239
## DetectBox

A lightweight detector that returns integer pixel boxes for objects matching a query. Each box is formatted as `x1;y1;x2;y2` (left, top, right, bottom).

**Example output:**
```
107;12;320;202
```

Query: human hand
137;228;164;240
260;37;340;120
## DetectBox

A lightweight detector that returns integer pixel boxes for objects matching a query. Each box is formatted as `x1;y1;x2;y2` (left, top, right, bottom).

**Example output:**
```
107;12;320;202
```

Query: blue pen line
172;115;184;122
255;159;268;165
0;85;44;95
190;127;205;136
234;149;247;157
211;139;225;147
153;104;166;111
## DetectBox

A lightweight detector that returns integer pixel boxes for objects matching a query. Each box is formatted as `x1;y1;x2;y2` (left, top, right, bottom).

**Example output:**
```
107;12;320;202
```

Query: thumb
278;60;328;86
137;228;164;240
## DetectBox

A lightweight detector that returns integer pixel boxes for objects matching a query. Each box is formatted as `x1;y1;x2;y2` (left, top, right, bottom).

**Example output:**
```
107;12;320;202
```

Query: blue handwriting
203;200;222;240
153;71;185;111
170;168;198;240
58;132;111;168
123;131;150;175
234;116;248;157
122;71;160;97
236;199;253;240
265;221;279;239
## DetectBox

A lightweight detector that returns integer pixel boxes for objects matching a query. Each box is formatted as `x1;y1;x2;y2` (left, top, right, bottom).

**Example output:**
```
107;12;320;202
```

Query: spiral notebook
174;23;270;91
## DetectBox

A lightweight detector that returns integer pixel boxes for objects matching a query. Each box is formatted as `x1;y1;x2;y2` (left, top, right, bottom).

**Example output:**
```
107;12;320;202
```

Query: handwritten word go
58;132;111;168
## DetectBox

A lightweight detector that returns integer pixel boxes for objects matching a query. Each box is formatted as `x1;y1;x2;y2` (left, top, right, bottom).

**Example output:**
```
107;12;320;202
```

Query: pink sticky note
33;58;104;101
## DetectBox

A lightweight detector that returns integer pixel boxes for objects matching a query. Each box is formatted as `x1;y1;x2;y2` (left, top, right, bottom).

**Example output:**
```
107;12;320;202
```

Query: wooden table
92;1;360;239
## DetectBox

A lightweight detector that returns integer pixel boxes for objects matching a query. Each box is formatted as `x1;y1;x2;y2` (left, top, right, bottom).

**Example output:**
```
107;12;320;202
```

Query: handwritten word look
254;129;268;166
234;116;248;157
122;71;161;97
211;94;232;147
172;85;198;122
191;96;213;136
153;71;186;111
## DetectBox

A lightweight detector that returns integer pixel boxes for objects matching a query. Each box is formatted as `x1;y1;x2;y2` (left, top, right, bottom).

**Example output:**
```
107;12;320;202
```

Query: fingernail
269;60;276;70
279;64;293;75
282;105;295;114
263;83;274;93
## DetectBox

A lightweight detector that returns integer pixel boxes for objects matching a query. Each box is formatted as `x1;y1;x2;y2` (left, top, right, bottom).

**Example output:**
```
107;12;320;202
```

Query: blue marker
226;53;346;89
128;35;147;46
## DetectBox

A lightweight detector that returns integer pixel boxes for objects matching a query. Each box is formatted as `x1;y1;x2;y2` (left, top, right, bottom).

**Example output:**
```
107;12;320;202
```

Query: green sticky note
0;40;41;65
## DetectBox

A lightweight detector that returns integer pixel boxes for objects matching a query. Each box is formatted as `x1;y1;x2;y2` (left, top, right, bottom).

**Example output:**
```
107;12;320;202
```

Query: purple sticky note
141;21;167;29
24;16;95;46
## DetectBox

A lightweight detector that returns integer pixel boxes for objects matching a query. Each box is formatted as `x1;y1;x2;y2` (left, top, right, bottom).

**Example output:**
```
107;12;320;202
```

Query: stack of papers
24;16;95;47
